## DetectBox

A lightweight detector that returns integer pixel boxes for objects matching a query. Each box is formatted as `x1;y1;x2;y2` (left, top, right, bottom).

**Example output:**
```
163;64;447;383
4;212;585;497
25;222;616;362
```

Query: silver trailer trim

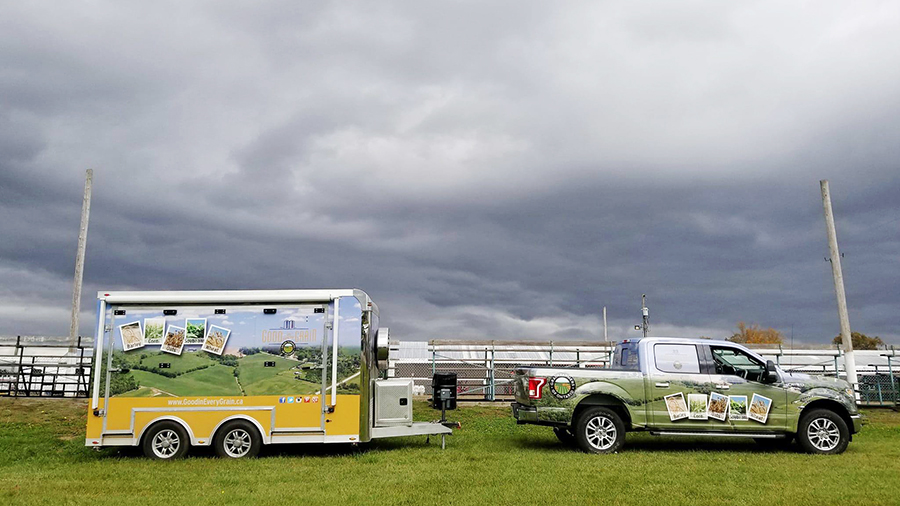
370;422;452;439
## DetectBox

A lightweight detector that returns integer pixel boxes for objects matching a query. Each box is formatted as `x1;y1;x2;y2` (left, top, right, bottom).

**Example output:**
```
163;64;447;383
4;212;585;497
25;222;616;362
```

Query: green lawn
128;350;215;375
237;353;301;390
1;399;898;506
130;366;241;397
240;369;319;396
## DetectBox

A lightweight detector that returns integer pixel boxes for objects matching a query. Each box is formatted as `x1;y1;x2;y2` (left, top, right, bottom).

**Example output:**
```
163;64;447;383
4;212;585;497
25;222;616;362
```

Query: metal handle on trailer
330;297;340;408
90;300;106;413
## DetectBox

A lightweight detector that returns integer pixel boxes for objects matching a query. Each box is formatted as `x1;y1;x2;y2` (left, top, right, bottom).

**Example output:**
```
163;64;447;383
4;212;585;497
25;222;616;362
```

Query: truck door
647;343;712;430
702;345;787;432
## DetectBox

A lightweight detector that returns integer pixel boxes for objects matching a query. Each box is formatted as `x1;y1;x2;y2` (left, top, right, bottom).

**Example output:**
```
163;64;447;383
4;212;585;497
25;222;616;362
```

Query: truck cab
512;338;861;454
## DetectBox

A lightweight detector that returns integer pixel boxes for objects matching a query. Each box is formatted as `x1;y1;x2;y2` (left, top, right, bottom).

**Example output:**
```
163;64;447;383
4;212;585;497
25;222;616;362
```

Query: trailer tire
575;406;625;454
142;421;190;460
214;420;262;459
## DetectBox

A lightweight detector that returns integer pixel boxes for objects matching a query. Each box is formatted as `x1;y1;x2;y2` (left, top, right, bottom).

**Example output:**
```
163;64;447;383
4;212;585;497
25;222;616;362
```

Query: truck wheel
553;427;576;446
797;409;849;455
143;421;189;460
575;407;625;454
214;420;262;459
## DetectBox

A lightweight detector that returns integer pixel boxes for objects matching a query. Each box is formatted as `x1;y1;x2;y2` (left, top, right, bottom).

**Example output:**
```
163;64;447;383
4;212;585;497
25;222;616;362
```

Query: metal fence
388;340;900;407
1;334;896;407
0;336;93;398
389;340;616;401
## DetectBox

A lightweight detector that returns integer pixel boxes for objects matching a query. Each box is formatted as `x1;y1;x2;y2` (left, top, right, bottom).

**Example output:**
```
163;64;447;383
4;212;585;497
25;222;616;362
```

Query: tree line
723;321;885;349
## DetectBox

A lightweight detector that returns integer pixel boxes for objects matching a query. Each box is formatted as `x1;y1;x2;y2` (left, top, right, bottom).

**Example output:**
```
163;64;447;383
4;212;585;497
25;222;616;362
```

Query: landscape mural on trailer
101;298;362;398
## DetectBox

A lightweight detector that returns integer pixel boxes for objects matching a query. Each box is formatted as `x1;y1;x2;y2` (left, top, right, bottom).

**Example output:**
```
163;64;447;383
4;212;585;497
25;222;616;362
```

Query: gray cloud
1;1;898;345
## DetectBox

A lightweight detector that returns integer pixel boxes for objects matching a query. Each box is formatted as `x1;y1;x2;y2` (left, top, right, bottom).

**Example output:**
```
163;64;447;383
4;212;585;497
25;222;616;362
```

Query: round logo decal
549;376;576;399
280;340;296;354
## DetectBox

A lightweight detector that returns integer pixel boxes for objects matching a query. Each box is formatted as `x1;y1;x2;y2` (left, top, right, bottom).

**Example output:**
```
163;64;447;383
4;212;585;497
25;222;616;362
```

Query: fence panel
0;337;93;398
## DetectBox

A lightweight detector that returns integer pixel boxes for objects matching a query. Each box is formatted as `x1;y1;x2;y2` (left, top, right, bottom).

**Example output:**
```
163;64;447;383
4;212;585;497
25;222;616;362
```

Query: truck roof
621;337;743;348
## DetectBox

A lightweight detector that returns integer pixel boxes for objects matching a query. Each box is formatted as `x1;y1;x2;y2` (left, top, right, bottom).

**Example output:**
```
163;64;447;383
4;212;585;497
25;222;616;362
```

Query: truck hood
782;370;852;393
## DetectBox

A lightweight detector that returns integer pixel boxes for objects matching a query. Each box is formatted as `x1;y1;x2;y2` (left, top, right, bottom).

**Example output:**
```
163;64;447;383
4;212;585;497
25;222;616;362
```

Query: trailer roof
97;289;377;314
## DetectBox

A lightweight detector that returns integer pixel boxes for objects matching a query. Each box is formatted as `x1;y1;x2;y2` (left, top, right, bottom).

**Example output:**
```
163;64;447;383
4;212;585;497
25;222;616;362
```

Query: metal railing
0;336;93;398
388;340;615;401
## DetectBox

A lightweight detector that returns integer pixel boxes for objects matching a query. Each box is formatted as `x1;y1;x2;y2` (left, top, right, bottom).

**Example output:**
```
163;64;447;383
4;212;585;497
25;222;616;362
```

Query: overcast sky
1;1;898;345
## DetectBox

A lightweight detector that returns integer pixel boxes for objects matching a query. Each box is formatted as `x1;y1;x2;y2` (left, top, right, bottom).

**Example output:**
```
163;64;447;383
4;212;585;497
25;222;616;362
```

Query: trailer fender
139;416;197;447
209;415;269;446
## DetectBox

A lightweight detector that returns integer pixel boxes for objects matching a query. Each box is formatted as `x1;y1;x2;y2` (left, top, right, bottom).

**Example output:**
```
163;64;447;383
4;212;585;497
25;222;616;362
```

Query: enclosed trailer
85;289;450;459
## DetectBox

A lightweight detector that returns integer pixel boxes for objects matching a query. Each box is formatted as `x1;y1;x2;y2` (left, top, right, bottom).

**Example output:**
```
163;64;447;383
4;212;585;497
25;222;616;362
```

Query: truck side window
710;346;765;382
653;344;700;374
613;342;640;371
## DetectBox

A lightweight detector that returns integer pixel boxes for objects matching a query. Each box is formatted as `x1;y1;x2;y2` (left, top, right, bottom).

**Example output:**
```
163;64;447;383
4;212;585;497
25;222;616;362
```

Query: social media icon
279;397;286;403
287;396;294;403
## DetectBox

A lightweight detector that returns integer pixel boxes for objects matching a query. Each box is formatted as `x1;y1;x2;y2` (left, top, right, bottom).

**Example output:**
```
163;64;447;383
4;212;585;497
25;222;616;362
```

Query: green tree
832;331;884;350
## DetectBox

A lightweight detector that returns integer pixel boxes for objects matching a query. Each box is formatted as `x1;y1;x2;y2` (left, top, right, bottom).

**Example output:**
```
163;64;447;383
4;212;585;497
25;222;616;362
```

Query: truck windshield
612;342;640;371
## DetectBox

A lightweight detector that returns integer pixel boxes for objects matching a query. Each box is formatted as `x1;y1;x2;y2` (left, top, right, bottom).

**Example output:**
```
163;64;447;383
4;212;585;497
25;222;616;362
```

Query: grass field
236;353;296;383
131;351;215;375
1;399;899;506
130;366;241;397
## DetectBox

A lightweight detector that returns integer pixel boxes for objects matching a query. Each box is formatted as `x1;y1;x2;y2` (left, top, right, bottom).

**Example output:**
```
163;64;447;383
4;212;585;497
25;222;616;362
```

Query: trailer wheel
575;406;625;454
214;420;261;459
143;421;189;460
797;409;849;455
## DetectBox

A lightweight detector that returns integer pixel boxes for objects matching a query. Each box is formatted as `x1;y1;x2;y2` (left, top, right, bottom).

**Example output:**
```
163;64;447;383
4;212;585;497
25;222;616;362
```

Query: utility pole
641;294;649;338
69;169;93;343
602;306;608;341
820;180;858;387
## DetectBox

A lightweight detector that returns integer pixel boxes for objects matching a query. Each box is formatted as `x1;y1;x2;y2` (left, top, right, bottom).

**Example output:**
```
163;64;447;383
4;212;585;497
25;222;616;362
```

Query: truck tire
214;420;262;459
553;427;577;446
575;407;625;454
142;421;190;460
797;409;849;455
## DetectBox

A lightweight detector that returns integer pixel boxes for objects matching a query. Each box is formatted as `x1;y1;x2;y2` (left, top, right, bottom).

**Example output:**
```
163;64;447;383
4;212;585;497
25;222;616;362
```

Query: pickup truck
512;337;861;454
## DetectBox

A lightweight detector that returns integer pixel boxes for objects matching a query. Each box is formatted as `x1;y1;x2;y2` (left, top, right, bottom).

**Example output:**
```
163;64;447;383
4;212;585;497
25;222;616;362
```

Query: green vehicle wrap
512;338;861;444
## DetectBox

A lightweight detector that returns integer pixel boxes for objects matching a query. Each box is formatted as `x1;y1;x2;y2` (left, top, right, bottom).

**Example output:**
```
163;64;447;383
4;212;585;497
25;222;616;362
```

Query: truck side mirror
763;360;778;383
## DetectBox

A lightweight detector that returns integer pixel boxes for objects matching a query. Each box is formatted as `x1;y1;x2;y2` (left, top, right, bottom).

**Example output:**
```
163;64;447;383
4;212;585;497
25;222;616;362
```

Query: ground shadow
514;433;797;454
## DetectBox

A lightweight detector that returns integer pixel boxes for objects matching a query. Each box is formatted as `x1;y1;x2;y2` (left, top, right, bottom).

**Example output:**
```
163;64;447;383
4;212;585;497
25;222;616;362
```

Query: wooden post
69;170;93;343
820;180;858;387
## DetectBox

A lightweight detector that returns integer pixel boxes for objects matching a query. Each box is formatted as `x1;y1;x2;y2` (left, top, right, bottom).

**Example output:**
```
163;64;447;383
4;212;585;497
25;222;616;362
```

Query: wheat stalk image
750;399;768;417
164;329;185;348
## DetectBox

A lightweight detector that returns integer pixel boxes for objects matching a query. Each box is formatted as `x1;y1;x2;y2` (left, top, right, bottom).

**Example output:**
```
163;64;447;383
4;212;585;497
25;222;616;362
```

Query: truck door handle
715;383;731;390
655;382;670;388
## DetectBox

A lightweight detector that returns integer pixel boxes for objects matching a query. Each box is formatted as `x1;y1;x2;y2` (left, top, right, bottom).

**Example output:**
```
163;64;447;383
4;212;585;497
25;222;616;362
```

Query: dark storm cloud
0;1;898;345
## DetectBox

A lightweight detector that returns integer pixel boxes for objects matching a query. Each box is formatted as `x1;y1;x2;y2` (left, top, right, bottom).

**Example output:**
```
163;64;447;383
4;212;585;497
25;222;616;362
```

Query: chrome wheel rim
223;428;252;458
152;429;180;458
585;415;617;451
807;418;840;451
